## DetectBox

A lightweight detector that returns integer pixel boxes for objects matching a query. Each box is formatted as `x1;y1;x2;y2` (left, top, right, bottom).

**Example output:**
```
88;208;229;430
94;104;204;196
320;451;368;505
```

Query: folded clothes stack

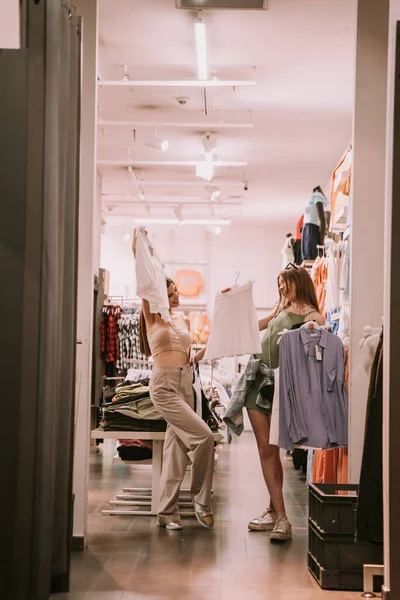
100;380;166;432
117;440;153;461
112;379;151;402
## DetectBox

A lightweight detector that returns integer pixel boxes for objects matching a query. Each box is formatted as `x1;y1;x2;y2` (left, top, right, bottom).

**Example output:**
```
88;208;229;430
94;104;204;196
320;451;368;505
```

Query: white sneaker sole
248;522;275;531
166;522;183;531
270;527;292;542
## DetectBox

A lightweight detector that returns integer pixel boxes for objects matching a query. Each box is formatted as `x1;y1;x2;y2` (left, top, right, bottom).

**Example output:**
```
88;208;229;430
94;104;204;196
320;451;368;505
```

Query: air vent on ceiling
176;0;268;10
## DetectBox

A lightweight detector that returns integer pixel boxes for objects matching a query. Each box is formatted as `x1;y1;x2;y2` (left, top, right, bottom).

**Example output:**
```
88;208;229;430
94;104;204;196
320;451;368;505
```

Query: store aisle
53;434;361;600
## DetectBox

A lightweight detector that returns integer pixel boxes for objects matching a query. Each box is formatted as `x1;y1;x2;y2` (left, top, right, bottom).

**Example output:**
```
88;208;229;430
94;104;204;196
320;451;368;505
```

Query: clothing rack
108;296;142;307
123;357;153;371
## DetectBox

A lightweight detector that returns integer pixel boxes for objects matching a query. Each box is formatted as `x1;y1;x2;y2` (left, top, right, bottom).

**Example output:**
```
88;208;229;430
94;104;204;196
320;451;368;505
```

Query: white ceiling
97;0;355;225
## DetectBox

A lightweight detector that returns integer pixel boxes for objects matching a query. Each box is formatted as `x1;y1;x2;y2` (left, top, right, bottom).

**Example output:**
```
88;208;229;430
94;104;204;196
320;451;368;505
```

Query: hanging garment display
294;215;304;265
301;191;329;260
301;223;321;261
188;311;211;344
174;269;204;297
278;326;348;451
116;311;148;372
135;228;171;323
325;244;341;313
269;368;280;446
204;282;261;360
100;305;122;365
281;235;295;270
329;146;352;231
312;448;348;487
356;330;383;545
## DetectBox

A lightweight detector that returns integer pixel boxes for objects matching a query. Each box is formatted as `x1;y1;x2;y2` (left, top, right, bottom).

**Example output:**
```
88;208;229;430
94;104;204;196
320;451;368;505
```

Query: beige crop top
147;324;191;358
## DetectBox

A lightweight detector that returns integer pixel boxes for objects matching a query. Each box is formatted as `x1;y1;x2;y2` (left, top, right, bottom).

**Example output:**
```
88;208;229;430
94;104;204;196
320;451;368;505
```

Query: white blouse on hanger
135;228;171;323
281;237;295;269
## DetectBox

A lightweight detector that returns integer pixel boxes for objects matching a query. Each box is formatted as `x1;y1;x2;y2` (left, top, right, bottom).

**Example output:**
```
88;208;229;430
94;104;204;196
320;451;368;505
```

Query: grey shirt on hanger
278;328;348;451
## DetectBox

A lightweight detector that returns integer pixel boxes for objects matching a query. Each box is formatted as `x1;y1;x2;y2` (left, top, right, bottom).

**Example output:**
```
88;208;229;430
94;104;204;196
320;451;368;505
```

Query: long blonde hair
139;278;174;358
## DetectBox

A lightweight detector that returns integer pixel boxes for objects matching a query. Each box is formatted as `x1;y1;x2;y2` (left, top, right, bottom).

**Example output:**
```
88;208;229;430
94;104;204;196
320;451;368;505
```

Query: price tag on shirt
315;345;323;362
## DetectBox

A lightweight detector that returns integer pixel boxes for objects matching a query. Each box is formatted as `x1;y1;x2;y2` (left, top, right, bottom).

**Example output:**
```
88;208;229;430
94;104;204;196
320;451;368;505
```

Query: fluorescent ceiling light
134;218;180;225
133;217;231;226
195;19;208;81
97;79;256;88
98;159;247;166
145;136;169;152
181;219;231;225
97;119;254;129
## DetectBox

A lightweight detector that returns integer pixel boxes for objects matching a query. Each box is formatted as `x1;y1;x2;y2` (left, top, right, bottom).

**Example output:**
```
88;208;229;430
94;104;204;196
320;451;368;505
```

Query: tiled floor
53;433;366;600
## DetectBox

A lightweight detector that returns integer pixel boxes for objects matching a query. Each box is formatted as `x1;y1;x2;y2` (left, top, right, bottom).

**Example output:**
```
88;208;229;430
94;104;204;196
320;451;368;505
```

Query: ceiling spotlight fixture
145;135;169;152
122;65;130;81
203;132;216;155
174;206;184;222
128;167;146;201
195;12;208;81
209;185;221;202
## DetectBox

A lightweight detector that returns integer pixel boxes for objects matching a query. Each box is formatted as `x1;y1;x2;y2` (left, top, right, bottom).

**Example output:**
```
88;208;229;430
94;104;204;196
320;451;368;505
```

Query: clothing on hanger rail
135;227;171;323
204;281;261;360
278;328;348;451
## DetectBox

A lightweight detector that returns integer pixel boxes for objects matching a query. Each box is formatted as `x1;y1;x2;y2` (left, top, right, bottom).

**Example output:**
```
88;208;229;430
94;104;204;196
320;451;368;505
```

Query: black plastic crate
308;552;384;592
309;482;358;534
308;519;383;571
308;551;363;591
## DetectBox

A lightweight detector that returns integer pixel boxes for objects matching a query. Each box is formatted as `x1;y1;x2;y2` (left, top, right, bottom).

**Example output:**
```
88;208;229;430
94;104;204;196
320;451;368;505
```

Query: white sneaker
248;508;277;531
270;515;292;541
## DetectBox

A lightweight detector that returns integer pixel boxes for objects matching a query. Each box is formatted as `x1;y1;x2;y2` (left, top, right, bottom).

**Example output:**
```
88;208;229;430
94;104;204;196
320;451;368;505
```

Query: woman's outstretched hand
132;227;148;257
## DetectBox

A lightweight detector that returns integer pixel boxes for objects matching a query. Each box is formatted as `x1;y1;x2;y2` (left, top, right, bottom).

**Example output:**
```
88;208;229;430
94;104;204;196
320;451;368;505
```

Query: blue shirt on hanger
278;328;348;451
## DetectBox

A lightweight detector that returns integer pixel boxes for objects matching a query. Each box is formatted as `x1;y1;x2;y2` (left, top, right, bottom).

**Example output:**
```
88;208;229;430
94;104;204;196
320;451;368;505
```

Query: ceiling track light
196;161;214;182
134;218;180;225
122;64;130;81
128;167;146;201
211;188;221;202
145;136;169;152
195;12;208;81
181;219;231;226
203;132;216;155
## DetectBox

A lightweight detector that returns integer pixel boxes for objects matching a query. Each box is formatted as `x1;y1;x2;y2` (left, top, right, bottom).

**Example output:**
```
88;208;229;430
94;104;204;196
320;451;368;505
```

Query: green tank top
256;310;308;369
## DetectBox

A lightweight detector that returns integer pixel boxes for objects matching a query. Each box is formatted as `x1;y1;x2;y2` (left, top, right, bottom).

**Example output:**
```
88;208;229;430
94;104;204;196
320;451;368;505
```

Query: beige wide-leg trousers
150;364;215;523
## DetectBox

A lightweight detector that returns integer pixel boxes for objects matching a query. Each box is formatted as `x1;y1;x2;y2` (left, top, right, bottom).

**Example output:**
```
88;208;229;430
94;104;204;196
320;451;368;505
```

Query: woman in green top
247;266;325;541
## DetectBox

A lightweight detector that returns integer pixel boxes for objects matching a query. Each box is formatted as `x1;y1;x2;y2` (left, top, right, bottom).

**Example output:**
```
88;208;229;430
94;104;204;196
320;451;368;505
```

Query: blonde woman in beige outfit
133;230;214;530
